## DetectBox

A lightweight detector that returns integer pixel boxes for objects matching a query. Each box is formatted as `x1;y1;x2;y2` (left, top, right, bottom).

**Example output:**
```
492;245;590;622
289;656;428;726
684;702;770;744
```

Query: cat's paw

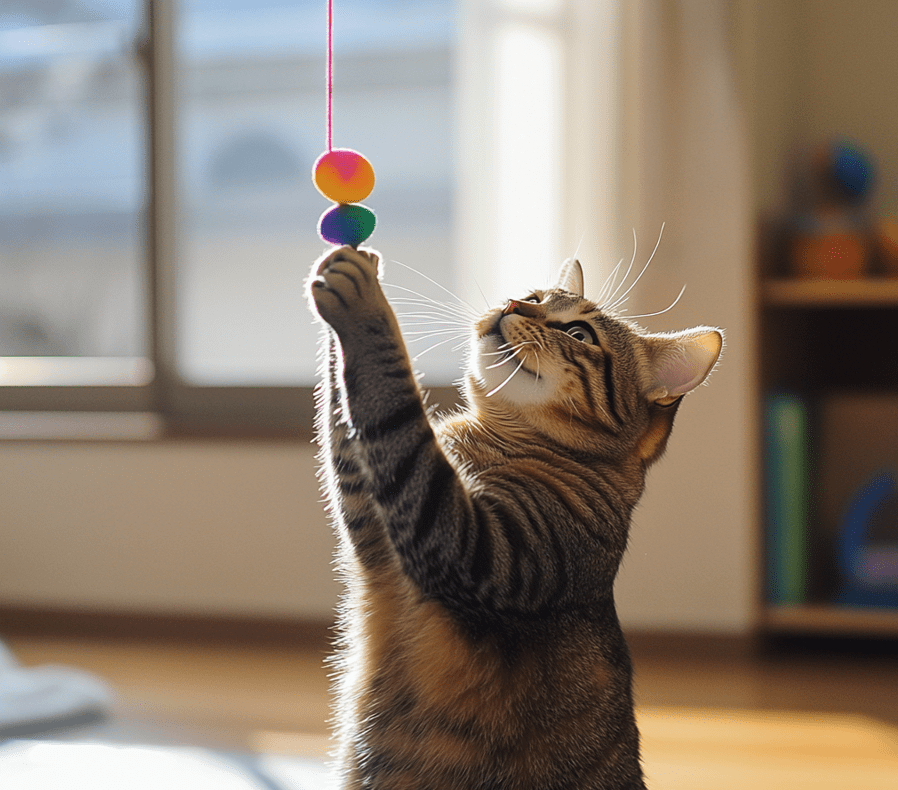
309;245;385;330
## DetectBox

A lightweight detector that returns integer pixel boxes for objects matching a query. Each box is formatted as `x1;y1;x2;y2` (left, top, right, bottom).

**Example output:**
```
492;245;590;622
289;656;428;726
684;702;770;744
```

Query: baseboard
1;604;756;658
626;629;758;660
0;604;334;649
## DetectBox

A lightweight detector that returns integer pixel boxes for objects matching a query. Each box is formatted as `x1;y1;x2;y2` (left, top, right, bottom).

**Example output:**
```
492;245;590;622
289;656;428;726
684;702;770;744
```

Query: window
176;0;457;388
0;0;149;404
0;0;618;431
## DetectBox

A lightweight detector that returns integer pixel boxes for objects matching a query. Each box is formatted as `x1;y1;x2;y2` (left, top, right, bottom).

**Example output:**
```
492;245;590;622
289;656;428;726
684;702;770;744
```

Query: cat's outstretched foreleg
314;326;393;572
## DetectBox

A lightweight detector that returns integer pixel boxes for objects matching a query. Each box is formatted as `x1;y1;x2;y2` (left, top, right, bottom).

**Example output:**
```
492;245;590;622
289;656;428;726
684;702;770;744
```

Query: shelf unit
748;3;898;640
763;278;898;308
763;603;898;638
758;277;898;639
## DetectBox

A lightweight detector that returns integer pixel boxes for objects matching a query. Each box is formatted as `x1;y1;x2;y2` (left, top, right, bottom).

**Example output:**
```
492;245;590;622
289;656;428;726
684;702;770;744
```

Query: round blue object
831;142;874;200
318;203;376;247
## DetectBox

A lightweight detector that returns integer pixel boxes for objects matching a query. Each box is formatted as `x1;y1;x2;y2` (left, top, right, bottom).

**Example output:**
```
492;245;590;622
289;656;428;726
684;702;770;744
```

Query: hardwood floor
4;633;898;788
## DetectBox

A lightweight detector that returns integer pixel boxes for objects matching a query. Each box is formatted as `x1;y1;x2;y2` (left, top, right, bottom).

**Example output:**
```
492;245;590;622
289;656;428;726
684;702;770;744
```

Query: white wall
609;0;757;633
0;440;339;621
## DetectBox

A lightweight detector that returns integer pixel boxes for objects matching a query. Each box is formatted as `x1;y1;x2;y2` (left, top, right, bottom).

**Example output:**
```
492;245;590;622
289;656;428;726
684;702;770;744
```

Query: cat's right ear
555;258;584;296
643;328;723;405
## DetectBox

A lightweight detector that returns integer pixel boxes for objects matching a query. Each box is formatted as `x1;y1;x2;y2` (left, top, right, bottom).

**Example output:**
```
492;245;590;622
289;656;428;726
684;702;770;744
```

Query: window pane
176;0;459;386
0;2;147;378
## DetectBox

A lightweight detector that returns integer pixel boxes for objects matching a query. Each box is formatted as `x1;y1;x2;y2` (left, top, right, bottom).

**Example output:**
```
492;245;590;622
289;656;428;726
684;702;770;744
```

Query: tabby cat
308;244;722;789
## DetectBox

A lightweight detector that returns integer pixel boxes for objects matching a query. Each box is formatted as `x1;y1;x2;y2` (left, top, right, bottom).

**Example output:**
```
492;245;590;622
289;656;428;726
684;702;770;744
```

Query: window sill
0;412;311;442
0;412;165;442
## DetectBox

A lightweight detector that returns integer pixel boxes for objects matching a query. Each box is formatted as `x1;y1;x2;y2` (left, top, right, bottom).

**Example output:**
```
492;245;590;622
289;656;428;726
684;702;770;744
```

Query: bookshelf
750;3;898;639
758;281;898;638
759;281;898;638
763;604;898;638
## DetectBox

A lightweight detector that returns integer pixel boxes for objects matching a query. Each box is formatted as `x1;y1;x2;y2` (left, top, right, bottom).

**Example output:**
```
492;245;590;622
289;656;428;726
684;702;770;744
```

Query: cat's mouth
475;313;541;382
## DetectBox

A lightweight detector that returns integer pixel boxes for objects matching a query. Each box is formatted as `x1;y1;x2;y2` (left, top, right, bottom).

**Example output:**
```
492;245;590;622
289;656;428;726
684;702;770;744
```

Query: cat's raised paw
309;245;385;330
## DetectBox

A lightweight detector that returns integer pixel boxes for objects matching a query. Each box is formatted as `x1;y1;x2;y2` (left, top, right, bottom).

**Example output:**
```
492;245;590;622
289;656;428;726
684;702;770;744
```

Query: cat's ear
555;258;584;296
643;328;723;405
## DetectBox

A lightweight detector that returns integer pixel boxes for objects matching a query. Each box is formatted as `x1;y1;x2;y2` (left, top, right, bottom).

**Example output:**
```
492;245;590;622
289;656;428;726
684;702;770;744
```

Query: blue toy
836;468;898;607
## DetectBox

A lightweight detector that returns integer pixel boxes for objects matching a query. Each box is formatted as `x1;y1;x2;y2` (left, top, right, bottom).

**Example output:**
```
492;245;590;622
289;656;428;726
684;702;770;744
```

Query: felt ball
313;148;375;204
318;203;376;247
830;141;874;200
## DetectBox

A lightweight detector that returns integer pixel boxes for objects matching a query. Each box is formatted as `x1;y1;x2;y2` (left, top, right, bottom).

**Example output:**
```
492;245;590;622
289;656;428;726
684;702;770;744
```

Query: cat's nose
502;300;541;317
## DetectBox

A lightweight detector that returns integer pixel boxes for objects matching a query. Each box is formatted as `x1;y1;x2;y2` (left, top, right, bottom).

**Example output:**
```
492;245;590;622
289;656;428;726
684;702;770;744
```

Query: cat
308;244;722;790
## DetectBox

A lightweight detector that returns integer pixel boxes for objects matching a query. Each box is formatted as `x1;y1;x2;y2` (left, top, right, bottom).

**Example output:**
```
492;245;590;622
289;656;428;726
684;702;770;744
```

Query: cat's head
466;259;722;465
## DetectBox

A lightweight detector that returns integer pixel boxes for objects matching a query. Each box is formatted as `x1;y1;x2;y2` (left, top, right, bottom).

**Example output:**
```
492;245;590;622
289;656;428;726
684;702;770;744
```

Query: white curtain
615;0;756;632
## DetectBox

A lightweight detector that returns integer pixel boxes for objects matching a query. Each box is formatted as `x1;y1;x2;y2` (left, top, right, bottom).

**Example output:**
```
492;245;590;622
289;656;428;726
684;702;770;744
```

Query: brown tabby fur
308;245;722;789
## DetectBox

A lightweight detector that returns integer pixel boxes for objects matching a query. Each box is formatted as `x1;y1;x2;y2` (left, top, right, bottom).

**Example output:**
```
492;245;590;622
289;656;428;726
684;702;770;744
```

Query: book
764;393;809;604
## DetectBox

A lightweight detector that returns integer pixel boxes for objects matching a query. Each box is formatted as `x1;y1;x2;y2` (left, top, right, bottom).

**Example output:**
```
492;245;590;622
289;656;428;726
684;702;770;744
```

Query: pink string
326;0;333;152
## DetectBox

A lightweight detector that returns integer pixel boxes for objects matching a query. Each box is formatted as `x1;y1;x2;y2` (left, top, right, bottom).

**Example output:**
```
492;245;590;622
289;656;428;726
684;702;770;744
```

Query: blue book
764;394;809;604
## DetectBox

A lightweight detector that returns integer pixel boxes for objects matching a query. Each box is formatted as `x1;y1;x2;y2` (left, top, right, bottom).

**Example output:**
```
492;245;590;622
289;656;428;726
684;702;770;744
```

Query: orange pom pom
313;149;375;204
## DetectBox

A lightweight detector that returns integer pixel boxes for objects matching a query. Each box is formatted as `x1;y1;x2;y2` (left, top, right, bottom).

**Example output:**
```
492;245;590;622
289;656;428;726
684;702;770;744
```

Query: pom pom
318;203;376;247
313;149;375;204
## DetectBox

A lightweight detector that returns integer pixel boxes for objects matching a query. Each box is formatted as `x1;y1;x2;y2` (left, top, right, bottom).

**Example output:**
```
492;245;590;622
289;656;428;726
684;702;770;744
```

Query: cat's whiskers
403;327;470;338
485;355;527;398
411;331;472;362
383;283;478;322
399;318;468;331
389;298;470;325
483;337;544;397
627;284;687;320
482;340;538;370
602;228;639;308
479;341;515;356
603;222;665;313
484;353;518;371
389;259;480;319
473;278;491;310
480;340;533;359
595;258;624;306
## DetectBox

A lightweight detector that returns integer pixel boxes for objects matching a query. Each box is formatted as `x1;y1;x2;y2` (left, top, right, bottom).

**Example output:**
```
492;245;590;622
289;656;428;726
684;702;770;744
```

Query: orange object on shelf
791;231;868;279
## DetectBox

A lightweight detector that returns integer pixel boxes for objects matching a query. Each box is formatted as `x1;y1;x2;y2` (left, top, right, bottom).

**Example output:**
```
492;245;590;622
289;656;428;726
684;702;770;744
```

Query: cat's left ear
643;328;723;405
555;258;584;296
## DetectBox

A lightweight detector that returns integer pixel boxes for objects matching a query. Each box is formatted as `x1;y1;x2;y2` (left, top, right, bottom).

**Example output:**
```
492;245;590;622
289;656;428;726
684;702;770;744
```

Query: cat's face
466;259;722;463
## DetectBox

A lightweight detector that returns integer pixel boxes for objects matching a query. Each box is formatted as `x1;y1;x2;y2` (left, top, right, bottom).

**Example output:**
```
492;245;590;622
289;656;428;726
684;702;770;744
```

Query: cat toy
312;0;376;247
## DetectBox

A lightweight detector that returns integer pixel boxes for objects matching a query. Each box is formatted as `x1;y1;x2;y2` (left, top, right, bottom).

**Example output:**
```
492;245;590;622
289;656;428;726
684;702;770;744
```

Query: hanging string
313;0;376;247
326;0;333;151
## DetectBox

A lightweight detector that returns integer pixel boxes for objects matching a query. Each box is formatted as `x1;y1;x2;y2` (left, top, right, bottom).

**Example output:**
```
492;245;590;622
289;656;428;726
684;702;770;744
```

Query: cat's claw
310;245;385;331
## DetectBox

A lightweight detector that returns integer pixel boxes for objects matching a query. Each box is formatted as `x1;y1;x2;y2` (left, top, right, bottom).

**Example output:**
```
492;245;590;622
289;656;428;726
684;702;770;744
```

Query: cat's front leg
315;329;394;572
310;246;419;573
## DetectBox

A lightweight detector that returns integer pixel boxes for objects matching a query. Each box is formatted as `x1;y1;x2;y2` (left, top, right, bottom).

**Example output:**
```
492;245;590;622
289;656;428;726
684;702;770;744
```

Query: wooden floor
5;634;898;789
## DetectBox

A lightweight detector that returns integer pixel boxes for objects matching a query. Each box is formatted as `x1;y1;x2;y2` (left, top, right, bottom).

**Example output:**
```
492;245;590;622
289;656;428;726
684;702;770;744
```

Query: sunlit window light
493;20;563;299
0;357;153;387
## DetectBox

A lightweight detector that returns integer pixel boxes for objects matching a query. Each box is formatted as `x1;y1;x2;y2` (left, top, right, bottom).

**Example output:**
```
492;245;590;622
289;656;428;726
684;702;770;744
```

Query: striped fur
308;246;722;789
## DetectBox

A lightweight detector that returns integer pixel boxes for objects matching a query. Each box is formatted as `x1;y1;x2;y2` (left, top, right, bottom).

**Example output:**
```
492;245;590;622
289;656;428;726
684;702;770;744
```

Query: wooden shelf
763;604;898;637
763;278;898;307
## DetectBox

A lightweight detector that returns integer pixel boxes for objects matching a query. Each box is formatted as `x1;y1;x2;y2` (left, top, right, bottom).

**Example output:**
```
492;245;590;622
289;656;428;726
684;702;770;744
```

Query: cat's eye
563;322;597;344
523;294;541;303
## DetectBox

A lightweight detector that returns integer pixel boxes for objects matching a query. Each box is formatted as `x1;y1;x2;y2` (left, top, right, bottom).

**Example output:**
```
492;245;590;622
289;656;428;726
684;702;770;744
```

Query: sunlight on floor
638;706;898;790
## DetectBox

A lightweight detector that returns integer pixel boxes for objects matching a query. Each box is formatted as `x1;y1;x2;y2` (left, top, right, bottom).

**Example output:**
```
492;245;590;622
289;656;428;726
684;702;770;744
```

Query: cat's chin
471;332;550;408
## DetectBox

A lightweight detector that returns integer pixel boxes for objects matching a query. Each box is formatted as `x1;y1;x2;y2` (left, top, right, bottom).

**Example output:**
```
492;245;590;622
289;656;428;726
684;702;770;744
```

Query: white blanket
0;640;113;737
